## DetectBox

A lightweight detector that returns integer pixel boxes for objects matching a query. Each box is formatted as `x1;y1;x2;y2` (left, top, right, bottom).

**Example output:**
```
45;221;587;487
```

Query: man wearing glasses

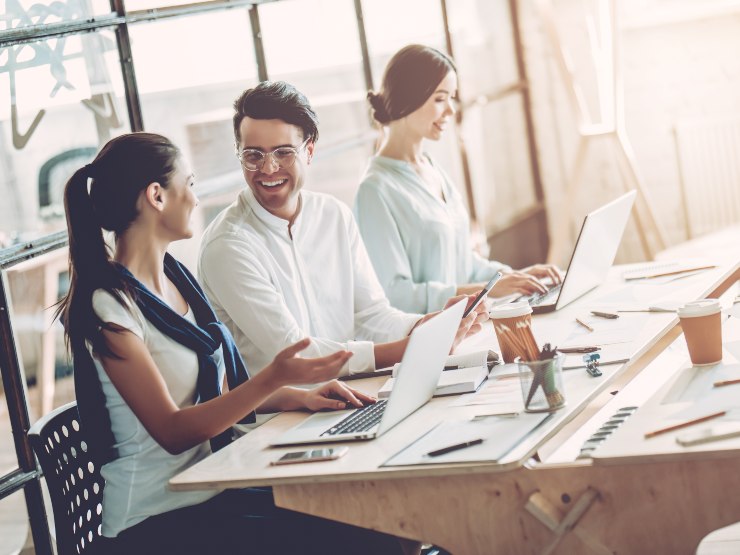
198;81;485;378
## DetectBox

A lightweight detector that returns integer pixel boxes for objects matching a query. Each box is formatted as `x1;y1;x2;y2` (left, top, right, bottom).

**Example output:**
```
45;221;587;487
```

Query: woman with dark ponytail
355;45;562;314
57;132;411;554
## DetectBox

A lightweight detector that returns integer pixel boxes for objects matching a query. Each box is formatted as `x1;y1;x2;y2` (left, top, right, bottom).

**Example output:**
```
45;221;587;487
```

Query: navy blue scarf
73;253;255;465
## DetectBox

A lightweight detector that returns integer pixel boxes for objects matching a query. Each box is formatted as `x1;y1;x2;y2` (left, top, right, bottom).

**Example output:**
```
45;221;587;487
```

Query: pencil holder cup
517;355;566;413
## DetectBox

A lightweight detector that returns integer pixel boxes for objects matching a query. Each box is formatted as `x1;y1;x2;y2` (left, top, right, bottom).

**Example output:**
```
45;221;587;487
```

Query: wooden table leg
274;455;740;554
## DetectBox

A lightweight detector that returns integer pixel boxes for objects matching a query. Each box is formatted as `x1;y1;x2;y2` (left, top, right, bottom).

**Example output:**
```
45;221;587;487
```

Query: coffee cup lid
677;299;721;318
490;300;532;319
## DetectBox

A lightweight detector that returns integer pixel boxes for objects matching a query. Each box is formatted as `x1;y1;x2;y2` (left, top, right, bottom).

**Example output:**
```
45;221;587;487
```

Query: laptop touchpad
295;411;348;431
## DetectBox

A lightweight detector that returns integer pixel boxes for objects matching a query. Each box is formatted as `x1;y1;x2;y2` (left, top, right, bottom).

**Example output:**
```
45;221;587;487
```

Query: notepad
378;365;489;398
382;413;550;466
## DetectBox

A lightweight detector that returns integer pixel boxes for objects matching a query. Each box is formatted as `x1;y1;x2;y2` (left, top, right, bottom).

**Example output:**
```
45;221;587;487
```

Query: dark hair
56;132;180;357
232;81;319;144
368;44;457;125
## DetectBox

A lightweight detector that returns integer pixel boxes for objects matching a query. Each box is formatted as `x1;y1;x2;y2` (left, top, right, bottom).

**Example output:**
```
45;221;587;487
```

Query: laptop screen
556;191;637;310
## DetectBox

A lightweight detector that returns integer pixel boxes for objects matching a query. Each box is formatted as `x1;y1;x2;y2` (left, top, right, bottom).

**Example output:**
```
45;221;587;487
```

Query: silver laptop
270;299;466;446
526;191;637;314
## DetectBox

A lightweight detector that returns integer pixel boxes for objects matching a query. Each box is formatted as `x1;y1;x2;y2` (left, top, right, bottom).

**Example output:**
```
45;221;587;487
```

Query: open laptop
524;190;637;314
270;299;466;446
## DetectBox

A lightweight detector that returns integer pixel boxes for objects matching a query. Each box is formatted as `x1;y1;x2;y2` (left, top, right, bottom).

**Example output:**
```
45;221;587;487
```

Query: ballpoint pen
426;438;484;457
591;310;619;319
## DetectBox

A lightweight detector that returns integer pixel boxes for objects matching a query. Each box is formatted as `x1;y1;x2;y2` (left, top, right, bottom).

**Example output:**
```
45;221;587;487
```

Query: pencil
644;410;727;439
714;378;740;388
625;265;716;281
575;318;594;332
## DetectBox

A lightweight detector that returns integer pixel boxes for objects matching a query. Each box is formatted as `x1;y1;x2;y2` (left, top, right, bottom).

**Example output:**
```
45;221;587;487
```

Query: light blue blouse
354;155;510;313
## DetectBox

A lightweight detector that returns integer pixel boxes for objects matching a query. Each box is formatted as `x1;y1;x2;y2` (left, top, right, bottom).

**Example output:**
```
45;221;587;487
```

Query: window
0;31;130;246
0;3;543;552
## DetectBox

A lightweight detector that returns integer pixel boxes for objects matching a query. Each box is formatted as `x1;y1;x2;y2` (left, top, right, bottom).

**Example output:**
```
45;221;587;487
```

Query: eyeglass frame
235;137;311;172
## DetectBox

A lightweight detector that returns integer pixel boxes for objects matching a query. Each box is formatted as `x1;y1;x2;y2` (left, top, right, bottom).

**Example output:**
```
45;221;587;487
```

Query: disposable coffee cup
677;299;722;366
490;301;537;363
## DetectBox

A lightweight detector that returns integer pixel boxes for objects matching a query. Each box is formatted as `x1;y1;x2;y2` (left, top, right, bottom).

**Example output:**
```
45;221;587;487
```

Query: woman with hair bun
57;132;413;554
356;44;562;314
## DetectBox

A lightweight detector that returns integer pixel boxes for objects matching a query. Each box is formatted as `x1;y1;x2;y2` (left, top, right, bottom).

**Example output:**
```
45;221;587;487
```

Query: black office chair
28;401;106;555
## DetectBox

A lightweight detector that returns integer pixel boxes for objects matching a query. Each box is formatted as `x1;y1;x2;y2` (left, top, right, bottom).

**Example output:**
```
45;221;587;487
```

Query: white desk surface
170;259;740;492
590;302;740;465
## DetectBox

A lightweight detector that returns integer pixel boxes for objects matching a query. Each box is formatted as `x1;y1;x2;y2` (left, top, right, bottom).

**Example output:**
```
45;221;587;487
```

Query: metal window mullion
249;4;268;82
440;0;478;224
0;273;53;554
354;0;373;92
509;0;545;205
111;0;145;132
0;16;124;48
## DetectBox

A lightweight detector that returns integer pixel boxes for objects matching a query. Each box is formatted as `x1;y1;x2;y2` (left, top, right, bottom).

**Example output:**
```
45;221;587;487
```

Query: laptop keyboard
321;400;388;437
521;283;562;307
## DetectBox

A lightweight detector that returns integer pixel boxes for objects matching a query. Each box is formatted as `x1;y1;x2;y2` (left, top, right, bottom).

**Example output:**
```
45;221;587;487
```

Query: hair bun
367;91;391;125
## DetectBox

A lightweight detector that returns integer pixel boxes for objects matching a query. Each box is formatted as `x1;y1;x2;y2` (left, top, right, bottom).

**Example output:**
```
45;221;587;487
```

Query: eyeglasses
235;138;310;172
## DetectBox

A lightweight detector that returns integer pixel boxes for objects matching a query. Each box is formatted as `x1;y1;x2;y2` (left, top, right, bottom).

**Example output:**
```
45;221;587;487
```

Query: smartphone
270;447;349;465
463;272;503;318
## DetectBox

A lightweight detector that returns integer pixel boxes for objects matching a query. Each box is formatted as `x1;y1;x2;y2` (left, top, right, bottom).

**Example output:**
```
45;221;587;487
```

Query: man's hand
445;293;489;351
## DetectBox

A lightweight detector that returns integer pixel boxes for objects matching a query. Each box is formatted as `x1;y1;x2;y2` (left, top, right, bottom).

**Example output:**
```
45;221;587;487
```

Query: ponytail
56;165;128;358
56;133;179;358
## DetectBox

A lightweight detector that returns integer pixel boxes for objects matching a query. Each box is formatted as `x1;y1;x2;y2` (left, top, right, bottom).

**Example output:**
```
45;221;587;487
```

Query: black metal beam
0;231;68;270
0;15;123;48
249;4;269;82
510;0;546;205
354;0;374;92
0;272;53;553
439;0;478;223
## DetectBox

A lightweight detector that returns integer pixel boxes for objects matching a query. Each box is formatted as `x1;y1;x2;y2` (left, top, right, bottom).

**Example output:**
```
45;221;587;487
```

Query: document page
382;413;550;467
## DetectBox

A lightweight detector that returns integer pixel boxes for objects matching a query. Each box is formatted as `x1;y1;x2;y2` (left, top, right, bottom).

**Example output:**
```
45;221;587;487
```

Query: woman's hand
521;264;563;285
263;339;352;388
301;380;377;412
490;271;548;297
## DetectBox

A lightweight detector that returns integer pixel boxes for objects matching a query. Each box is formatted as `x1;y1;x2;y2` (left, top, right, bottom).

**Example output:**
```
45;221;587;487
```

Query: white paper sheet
382;413;550;466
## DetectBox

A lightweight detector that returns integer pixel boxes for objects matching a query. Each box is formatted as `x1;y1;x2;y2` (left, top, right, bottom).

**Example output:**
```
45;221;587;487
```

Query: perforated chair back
28;401;106;555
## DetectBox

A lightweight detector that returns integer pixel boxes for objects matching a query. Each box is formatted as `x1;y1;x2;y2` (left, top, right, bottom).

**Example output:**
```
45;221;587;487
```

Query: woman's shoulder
358;158;410;198
92;289;145;339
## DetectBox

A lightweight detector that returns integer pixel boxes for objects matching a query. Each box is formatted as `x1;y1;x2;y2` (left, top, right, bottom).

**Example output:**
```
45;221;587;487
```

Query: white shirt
198;188;421;376
90;290;219;538
354;155;511;313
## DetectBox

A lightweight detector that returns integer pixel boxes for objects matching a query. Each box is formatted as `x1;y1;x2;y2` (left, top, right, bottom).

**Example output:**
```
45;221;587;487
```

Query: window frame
0;1;543;551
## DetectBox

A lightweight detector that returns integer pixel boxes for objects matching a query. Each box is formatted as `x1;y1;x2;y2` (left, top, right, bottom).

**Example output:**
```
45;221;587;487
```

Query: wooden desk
171;260;740;554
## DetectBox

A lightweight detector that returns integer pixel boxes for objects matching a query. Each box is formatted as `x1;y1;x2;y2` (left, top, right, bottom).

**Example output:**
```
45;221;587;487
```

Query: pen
557;346;601;354
472;412;519;420
575;318;595;332
426;438;484;457
590;310;619;319
644;410;727;439
714;378;740;388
